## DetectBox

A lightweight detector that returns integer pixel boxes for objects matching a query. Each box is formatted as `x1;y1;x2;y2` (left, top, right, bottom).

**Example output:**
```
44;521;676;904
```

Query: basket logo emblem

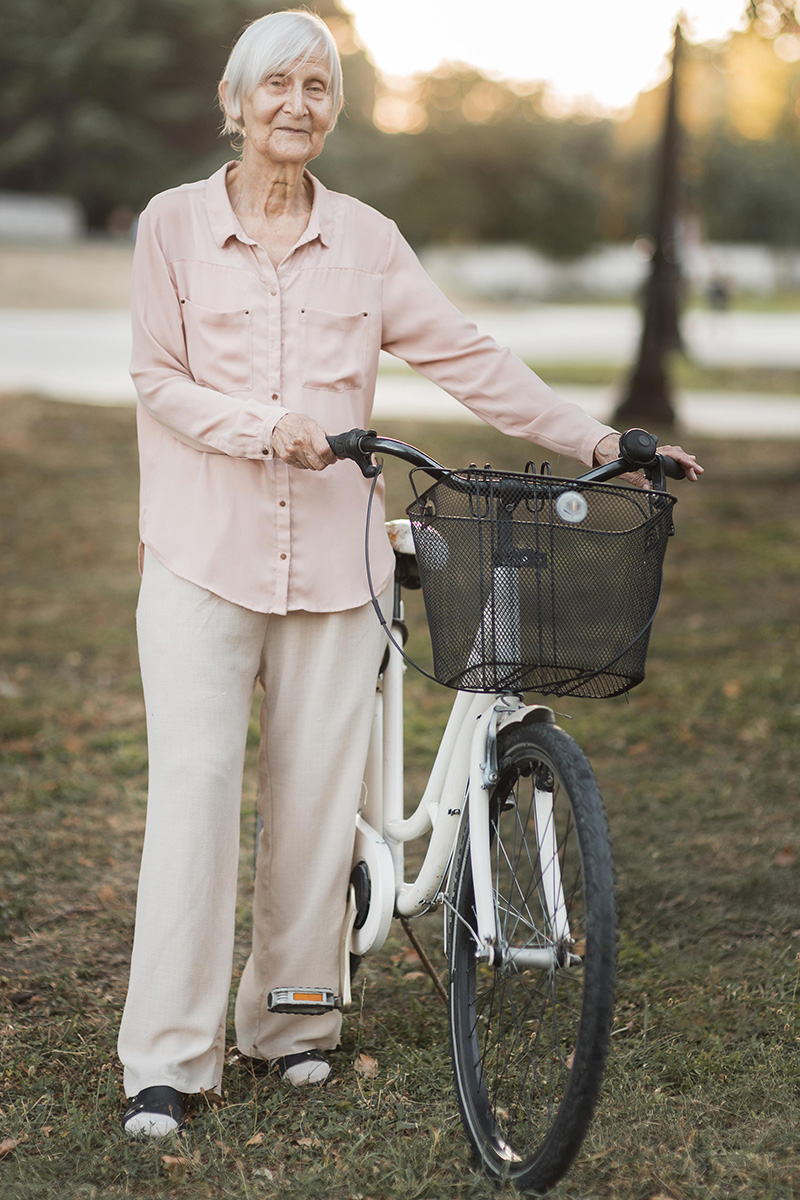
491;548;548;570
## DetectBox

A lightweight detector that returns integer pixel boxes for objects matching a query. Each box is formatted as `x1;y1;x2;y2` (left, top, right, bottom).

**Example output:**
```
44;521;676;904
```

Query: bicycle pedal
267;987;337;1015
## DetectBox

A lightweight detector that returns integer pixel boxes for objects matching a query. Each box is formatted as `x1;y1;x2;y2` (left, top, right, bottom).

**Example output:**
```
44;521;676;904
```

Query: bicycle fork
468;702;574;973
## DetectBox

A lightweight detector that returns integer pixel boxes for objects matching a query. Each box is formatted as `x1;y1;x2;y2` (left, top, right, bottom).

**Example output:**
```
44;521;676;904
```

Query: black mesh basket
405;468;677;699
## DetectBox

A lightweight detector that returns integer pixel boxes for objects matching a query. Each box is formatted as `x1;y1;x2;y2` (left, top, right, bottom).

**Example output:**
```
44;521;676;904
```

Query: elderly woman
118;9;701;1137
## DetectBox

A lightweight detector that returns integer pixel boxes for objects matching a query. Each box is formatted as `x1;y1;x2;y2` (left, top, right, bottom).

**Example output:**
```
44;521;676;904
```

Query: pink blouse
131;161;615;613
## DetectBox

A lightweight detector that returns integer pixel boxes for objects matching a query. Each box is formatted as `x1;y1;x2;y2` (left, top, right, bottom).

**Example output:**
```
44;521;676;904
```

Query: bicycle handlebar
326;429;442;478
326;427;686;487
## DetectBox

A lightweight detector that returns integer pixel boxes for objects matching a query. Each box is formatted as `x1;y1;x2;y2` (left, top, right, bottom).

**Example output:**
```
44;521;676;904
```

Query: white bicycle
272;428;684;1193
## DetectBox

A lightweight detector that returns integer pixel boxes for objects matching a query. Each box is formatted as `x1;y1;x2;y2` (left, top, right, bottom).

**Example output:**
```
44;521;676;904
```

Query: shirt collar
205;161;334;250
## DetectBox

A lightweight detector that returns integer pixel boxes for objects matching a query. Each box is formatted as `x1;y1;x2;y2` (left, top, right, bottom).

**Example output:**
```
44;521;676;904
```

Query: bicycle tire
447;722;616;1193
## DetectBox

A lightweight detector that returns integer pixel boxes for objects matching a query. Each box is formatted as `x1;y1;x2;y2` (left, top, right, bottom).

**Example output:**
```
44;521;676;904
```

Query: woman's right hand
271;413;337;471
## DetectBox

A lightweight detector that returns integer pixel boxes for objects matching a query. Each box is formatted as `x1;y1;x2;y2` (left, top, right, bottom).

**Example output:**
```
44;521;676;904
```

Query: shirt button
279;500;286;507
272;393;279;400
280;553;287;560
270;289;277;296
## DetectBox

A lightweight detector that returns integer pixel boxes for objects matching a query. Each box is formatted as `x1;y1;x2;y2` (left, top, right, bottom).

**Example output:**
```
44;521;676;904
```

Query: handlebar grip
327;428;370;459
326;428;381;477
660;454;686;480
327;432;347;458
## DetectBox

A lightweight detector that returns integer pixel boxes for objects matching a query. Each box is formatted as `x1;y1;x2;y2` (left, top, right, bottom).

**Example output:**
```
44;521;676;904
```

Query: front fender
496;702;556;735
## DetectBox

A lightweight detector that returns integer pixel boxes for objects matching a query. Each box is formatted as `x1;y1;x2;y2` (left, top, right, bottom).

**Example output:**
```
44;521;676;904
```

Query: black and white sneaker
272;1051;331;1087
121;1085;185;1137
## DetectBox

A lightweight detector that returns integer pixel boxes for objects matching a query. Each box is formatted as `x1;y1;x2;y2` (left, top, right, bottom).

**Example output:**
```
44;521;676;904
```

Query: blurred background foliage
0;0;799;255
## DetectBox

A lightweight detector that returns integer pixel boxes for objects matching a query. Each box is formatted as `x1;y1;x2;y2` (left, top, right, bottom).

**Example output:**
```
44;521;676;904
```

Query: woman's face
237;56;337;167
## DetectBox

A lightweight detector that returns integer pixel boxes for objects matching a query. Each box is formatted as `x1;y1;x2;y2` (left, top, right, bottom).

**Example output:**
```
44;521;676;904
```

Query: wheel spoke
448;725;616;1191
494;817;542;943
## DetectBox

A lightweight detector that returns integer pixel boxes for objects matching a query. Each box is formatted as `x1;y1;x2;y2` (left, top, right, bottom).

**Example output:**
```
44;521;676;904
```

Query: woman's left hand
593;433;704;487
657;444;704;482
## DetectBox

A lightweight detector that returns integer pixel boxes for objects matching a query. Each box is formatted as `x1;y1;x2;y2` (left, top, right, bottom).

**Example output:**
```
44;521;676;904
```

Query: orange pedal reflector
267;986;336;1014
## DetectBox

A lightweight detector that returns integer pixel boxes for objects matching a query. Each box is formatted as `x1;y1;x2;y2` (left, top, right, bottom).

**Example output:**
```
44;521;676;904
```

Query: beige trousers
118;551;389;1097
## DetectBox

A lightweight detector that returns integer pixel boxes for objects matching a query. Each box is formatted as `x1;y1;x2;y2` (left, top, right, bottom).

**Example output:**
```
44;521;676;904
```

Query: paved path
1;306;798;435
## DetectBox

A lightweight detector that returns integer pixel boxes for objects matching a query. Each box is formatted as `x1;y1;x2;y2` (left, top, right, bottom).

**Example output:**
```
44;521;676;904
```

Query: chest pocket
181;298;253;392
300;307;369;392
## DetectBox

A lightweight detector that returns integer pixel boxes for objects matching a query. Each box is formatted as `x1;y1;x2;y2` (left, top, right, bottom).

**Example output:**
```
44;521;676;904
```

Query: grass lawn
521;358;800;397
1;395;799;1199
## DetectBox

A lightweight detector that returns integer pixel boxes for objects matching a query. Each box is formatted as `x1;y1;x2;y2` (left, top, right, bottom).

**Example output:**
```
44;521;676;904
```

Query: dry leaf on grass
246;1132;265;1147
390;946;420;965
773;846;796;869
161;1155;190;1171
4;738;34;756
8;991;39;1007
97;884;115;904
0;1138;18;1158
354;1052;378;1078
626;741;650;757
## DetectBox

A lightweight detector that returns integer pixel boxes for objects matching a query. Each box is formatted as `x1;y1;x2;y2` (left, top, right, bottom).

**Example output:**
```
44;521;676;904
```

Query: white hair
219;10;343;137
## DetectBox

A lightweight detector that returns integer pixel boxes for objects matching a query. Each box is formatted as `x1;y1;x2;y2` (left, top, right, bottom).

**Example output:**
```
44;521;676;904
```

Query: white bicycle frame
344;520;570;998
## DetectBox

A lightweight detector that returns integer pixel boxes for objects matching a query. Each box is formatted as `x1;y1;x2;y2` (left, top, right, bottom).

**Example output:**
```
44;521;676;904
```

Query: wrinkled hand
656;444;704;482
593;433;704;488
271;413;336;471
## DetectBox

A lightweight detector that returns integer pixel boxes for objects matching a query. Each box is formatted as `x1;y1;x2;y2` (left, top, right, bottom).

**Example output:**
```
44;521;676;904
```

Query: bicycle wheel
447;721;616;1193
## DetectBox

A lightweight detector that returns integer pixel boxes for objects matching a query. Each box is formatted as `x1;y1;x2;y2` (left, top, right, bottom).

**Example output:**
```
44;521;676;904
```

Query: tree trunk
615;21;684;429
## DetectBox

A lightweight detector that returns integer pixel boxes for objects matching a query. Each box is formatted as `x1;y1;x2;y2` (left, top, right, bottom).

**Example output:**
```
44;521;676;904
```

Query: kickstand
399;915;447;1005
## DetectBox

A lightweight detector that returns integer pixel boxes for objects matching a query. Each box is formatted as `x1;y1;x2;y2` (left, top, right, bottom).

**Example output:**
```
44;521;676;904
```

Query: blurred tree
1;0;798;258
0;0;376;227
698;135;800;244
609;19;800;250
615;21;685;429
746;0;800;34
351;66;612;257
